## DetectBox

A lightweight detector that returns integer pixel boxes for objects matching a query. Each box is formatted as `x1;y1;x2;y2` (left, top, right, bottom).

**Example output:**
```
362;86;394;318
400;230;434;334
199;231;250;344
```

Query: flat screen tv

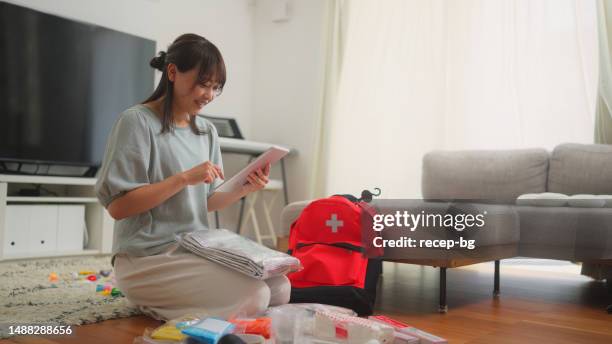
0;2;155;177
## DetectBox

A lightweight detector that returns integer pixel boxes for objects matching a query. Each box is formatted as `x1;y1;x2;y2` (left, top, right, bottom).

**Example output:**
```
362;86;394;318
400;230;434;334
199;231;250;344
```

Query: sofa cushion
601;196;612;208
422;148;549;203
547;143;612;195
516;193;568;207
517;206;612;260
567;194;606;208
516;193;612;208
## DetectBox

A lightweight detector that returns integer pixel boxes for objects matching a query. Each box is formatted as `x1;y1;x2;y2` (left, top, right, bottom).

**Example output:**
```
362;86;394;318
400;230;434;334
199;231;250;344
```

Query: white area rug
0;255;141;338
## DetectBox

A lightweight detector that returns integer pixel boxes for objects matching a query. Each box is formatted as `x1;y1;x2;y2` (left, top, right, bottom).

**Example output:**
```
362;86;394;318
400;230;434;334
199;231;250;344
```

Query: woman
95;33;290;320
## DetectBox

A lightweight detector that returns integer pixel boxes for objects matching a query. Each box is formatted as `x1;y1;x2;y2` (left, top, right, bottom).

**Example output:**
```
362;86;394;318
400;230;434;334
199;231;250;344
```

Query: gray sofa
422;143;612;261
280;143;612;312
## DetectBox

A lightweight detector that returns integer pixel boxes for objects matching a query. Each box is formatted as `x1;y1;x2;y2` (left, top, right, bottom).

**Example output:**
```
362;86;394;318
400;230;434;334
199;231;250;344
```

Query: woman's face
168;64;222;116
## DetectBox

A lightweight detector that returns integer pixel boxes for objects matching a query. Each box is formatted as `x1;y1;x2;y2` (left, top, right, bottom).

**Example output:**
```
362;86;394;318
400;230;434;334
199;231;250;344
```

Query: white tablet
214;145;290;193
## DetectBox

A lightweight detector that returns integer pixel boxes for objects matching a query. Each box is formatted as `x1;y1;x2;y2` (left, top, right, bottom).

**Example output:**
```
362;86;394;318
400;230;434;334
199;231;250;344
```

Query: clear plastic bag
265;303;357;343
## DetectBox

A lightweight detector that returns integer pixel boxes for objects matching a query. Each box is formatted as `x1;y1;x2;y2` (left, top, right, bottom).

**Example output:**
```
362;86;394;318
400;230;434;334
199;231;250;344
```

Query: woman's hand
207;163;271;212
181;161;224;186
241;163;270;194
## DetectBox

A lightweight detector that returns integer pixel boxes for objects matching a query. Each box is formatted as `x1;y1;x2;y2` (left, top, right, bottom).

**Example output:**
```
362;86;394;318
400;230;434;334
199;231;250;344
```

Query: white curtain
310;0;349;199
315;0;598;198
595;0;612;143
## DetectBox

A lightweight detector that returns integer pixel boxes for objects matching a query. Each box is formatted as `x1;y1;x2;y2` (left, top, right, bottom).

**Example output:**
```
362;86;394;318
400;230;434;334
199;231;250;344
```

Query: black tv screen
0;2;155;175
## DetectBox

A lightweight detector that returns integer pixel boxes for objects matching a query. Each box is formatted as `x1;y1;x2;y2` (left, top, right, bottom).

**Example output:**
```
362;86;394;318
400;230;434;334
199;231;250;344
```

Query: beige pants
114;244;291;321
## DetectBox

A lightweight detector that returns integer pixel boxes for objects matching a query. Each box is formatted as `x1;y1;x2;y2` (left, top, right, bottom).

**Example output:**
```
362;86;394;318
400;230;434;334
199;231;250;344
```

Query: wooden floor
2;259;611;343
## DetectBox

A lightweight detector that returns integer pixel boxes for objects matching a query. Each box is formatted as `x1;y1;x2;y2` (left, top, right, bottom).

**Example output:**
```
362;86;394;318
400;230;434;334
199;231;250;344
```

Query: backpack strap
334;187;381;204
296;242;365;253
333;194;359;202
332;191;379;217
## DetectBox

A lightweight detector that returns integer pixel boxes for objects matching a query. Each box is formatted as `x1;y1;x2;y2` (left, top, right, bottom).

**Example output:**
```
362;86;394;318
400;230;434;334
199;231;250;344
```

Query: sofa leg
493;260;500;297
608;278;612;314
439;267;448;313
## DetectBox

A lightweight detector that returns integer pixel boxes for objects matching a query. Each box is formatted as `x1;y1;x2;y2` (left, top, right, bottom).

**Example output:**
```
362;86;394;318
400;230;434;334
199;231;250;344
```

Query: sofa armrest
280;200;312;237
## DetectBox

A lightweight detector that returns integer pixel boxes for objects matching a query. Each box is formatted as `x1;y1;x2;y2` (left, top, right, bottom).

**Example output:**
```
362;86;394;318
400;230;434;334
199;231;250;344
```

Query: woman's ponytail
149;51;167;72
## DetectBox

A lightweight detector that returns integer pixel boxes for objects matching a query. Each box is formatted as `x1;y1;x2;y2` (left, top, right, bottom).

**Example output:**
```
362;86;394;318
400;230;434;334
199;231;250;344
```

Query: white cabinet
5;205;62;255
4;205;30;255
0;175;114;260
4;204;86;255
28;205;59;253
57;205;86;251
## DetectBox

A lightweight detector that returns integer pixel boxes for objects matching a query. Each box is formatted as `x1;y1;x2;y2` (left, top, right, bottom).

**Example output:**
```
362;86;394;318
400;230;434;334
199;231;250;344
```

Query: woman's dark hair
144;33;226;135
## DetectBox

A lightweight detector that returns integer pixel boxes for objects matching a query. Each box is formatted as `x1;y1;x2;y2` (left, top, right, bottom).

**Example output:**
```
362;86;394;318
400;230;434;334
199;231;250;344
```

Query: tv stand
0;161;97;177
0;174;113;261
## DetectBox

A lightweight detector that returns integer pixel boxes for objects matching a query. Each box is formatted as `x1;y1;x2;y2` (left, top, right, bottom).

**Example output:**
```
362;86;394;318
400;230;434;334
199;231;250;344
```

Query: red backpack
287;192;382;315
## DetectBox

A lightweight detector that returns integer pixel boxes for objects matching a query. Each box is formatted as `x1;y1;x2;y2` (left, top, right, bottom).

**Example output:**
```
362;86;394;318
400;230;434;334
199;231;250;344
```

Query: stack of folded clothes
178;229;301;280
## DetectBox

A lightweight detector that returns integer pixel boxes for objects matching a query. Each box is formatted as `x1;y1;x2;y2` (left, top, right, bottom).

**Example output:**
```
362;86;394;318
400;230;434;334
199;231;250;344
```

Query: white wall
4;0;256;136
251;0;328;203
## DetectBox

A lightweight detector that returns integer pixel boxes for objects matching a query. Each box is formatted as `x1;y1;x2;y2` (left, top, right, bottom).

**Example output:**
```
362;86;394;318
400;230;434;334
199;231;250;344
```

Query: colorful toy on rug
45;267;124;298
95;284;123;297
47;269;117;283
48;269;114;284
48;272;59;283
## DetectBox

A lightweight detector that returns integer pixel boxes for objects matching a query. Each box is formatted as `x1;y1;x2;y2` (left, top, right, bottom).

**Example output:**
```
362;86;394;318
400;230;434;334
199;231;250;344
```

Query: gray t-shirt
95;104;223;258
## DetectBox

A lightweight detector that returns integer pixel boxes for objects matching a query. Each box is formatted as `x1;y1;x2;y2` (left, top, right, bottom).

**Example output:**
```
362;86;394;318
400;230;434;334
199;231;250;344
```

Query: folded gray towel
178;229;301;280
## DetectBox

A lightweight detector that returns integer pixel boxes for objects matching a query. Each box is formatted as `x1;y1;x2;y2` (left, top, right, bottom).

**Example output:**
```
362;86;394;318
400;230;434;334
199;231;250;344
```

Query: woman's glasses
200;81;223;97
